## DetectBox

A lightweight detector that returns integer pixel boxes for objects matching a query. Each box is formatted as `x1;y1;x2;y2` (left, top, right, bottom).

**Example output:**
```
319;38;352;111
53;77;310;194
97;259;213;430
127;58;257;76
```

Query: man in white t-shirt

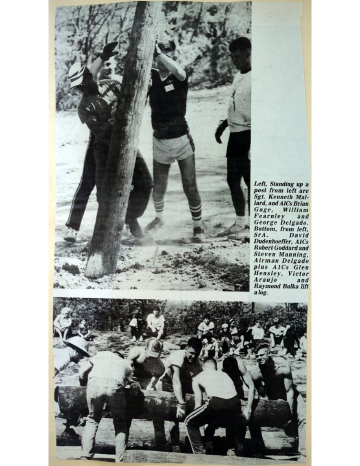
248;321;265;341
269;319;286;348
159;337;203;452
185;358;243;455
146;309;165;339
215;37;251;237
79;351;134;462
197;314;215;338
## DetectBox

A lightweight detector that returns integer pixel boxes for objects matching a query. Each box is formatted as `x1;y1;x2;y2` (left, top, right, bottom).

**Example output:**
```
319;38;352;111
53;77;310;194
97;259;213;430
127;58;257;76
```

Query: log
55;387;292;428
85;1;162;278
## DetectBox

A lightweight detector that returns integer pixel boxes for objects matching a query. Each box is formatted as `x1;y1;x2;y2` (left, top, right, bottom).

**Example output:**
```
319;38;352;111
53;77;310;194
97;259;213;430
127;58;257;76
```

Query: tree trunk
85;1;162;278
55;387;294;427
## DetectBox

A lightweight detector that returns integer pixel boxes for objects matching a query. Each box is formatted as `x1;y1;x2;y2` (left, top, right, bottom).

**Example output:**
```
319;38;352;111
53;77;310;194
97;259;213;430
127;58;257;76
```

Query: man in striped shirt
64;43;152;242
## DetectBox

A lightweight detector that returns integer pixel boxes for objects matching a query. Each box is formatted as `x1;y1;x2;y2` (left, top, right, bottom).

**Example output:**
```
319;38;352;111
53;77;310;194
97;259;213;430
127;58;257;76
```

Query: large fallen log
55;386;293;428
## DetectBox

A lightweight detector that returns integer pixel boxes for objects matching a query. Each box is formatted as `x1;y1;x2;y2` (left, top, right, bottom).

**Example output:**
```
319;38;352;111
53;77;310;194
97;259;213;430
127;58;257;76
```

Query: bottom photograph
52;298;308;464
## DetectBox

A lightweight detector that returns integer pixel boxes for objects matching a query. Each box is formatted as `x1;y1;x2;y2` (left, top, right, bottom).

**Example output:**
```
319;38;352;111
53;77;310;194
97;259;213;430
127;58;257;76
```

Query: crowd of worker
53;307;307;462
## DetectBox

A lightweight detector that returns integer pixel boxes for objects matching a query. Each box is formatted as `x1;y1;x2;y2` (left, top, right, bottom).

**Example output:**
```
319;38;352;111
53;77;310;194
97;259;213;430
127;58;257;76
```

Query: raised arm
155;43;186;81
90;42;119;81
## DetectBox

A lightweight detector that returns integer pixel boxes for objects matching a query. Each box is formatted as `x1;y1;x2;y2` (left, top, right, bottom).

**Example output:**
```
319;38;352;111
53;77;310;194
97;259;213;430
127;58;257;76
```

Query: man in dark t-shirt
145;40;204;242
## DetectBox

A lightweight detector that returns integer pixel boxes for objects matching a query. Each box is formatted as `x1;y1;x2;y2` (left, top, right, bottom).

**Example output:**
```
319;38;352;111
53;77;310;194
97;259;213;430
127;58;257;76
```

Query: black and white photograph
53;1;252;291
53;298;307;464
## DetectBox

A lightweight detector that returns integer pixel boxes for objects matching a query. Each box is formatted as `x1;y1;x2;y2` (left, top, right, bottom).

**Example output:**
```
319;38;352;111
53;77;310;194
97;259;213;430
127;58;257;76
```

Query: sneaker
216;222;249;238
64;227;78;243
193;226;205;243
131;336;136;342
227;449;236;457
139;335;143;342
145;217;164;233
128;219;144;239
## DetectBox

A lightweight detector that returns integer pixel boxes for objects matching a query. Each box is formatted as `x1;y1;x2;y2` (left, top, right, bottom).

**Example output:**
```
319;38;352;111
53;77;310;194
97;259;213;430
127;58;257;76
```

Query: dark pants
185;396;244;454
226;131;251;217
66;134;153;231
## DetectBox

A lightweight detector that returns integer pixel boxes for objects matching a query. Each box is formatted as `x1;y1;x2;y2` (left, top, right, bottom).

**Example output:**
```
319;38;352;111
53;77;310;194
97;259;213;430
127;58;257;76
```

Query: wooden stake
85;1;162;278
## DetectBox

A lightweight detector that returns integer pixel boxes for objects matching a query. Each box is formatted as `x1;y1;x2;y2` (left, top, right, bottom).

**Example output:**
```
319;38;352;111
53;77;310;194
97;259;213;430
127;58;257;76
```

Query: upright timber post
85;1;162;278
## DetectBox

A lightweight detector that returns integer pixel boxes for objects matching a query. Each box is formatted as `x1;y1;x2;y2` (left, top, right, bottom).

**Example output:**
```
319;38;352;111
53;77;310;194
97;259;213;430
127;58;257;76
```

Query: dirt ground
53;331;307;464
53;87;250;291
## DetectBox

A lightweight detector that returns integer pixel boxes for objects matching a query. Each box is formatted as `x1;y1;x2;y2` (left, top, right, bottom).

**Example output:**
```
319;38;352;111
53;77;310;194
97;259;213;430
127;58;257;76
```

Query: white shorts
153;133;195;165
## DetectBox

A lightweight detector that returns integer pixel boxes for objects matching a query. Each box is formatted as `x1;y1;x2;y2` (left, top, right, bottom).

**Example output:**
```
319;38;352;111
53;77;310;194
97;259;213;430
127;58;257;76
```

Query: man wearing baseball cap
53;336;90;376
145;39;205;243
64;42;152;242
127;339;167;449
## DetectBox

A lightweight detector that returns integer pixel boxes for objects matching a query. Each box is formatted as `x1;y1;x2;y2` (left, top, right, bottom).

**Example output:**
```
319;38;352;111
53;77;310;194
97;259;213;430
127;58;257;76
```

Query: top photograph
52;1;252;291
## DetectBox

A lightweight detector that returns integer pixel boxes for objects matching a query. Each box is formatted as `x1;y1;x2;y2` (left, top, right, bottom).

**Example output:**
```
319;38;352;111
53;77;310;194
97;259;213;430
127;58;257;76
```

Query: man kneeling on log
127;339;167;450
65;42;152;242
250;343;306;460
78;351;134;462
185;358;247;457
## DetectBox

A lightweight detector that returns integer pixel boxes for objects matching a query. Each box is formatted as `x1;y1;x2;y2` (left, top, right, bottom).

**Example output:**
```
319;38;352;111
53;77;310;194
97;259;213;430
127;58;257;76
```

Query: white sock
156;211;163;220
193;219;202;228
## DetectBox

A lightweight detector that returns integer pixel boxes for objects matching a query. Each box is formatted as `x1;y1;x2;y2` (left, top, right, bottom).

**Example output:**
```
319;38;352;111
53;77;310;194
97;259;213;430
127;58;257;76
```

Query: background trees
54;1;252;110
53;298;307;336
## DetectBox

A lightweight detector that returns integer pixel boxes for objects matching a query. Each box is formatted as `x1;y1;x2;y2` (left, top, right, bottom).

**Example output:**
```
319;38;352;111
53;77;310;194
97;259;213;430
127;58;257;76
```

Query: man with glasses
215;37;251;238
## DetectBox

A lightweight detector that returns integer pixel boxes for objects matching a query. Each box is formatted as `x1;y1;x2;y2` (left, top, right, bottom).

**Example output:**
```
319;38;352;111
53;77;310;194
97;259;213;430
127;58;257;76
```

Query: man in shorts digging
215;37;251;237
146;40;204;242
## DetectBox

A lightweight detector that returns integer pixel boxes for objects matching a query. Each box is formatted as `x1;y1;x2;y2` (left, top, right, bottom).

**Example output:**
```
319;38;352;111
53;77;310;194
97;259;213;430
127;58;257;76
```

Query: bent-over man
79;351;134;462
159;337;203;452
250;344;306;459
127;339;167;449
185;358;243;456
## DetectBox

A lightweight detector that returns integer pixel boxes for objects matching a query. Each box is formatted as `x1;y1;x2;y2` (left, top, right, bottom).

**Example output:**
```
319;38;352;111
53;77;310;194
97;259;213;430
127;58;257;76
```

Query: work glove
176;403;186;420
100;42;119;61
215;120;228;144
154;39;161;58
129;381;142;396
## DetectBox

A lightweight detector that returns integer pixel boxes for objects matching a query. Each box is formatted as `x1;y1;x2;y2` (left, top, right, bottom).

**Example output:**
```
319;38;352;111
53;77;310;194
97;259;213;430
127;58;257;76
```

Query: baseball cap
68;63;87;88
64;336;90;357
146;338;163;358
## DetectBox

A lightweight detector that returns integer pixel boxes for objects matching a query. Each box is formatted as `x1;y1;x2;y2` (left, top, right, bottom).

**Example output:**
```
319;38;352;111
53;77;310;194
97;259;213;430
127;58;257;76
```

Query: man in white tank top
184;358;243;456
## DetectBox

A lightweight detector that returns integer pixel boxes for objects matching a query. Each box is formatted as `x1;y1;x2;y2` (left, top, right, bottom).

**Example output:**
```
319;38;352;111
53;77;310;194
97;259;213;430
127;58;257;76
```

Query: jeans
226;131;251;217
81;377;127;462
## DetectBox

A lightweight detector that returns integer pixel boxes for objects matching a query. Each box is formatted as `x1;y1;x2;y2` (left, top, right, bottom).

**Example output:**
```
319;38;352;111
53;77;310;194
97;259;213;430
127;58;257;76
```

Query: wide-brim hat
64;336;90;357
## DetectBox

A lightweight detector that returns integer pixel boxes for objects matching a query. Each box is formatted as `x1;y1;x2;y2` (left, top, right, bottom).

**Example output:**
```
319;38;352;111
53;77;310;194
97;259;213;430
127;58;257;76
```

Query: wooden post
85;1;162;278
